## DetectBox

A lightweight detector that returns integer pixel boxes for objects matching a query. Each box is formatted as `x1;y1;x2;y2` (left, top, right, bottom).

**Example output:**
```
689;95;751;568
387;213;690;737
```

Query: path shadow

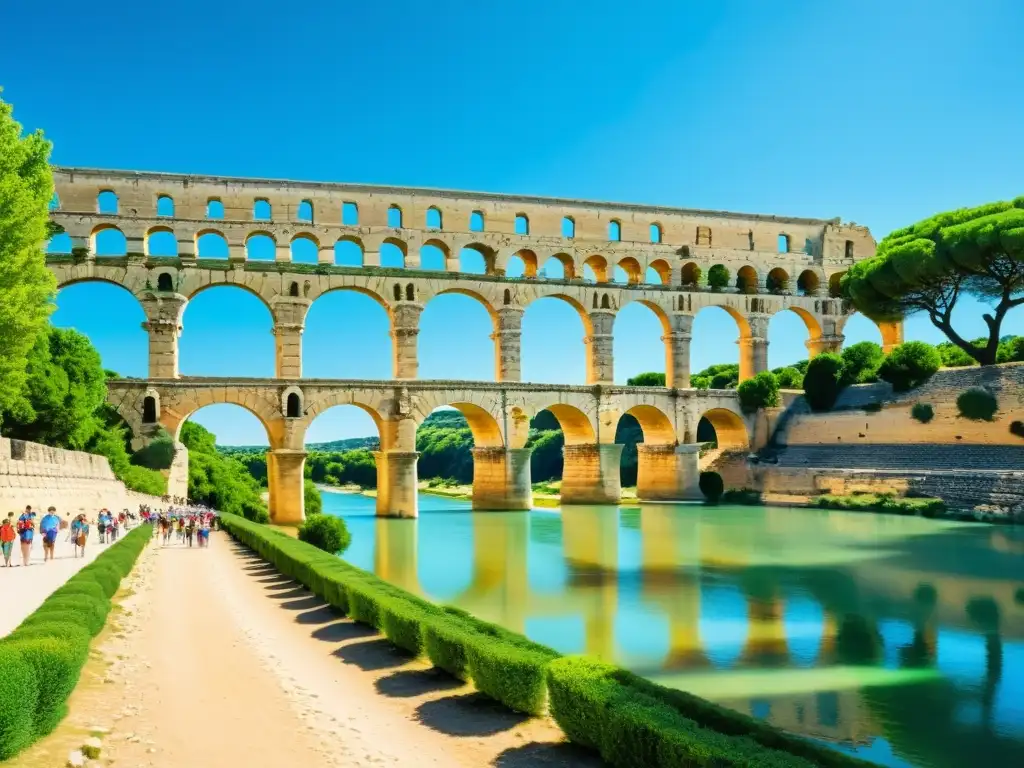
312;620;376;643
375;668;464;699
256;574;291;585
333;638;411;672
492;742;606;767
267;586;308;601
280;595;322;612
263;581;296;592
415;692;528;737
295;605;339;626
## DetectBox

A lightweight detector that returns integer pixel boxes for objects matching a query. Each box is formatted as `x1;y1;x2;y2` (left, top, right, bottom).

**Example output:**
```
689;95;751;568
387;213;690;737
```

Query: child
0;513;16;567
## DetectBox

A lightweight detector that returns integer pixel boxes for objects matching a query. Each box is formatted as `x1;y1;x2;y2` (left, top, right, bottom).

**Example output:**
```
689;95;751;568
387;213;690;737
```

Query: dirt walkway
14;531;600;767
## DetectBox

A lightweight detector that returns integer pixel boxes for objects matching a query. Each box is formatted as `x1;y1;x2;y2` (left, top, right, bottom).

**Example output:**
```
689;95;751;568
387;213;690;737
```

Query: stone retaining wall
0;438;161;515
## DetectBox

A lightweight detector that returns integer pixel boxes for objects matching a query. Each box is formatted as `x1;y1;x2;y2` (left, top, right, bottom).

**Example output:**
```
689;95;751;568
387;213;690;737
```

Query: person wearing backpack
16;506;35;566
0;513;16;567
39;507;61;563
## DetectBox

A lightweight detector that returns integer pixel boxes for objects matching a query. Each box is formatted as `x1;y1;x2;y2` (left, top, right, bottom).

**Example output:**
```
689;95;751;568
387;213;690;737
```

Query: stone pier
636;443;702;501
471;447;533;510
561;444;623;504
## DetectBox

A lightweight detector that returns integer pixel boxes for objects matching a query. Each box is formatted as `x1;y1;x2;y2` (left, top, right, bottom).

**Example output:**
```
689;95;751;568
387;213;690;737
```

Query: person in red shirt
0;513;16;567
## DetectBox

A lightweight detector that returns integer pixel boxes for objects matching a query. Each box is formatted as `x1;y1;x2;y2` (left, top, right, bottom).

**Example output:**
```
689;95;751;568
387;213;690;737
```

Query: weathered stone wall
0;438;163;515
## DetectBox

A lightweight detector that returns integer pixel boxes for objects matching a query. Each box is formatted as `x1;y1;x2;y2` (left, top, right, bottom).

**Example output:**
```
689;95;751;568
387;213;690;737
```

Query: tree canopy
0;93;58;424
843;198;1024;364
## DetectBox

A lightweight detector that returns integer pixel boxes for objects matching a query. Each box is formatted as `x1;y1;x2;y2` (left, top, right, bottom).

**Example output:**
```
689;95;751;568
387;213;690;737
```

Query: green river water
324;490;1024;767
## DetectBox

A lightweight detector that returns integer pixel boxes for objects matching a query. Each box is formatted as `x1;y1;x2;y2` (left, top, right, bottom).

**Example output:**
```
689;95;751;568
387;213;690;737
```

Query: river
321;489;1024;768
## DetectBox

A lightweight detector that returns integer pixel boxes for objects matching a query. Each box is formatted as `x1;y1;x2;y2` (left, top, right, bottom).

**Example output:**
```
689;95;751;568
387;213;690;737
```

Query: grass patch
816;492;945;517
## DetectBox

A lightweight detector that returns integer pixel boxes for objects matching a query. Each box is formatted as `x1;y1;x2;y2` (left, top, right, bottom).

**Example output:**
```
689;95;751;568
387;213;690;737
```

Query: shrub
0;646;38;759
14;638;82;736
347;582;385;629
803;353;844;411
119;464;167;495
878;341;941;392
423;618;473;681
130;434;176;470
996;335;1024;363
304;478;323;515
815;493;945;517
721;488;762;505
773;367;803;389
379;600;430;656
707;264;730;290
911;403;934;423
840;341;884;385
297;514;351;555
699;471;724;504
464;638;555;716
1011;420;1024;439
956;387;998;421
737;371;779;411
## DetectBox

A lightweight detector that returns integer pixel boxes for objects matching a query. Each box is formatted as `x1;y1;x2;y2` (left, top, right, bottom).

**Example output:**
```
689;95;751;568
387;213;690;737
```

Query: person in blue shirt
16;506;35;566
39;506;61;563
70;514;90;558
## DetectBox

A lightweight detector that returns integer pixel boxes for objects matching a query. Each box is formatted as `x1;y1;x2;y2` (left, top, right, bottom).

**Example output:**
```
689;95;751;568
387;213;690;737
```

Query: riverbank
320;480;640;508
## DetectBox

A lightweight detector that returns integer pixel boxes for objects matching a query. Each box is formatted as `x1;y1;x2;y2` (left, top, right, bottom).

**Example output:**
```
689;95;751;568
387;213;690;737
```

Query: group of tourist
1;502;219;566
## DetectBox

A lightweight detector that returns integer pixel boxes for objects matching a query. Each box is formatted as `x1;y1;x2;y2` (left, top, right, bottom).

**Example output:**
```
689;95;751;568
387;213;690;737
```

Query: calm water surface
323;490;1024;768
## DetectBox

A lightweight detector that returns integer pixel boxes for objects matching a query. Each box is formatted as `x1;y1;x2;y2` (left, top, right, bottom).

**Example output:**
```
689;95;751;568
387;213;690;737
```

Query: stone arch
766;267;790;294
144;225;177;257
828;271;845;298
622;404;677;445
736;265;759;294
142;391;159;424
420;237;451;271
648;259;672;285
311;284;390;314
282;385;303;419
56;276;147;314
617;256;642;284
781;306;823;339
797;269;821;296
290;231;321;249
335;235;366;267
415;402;505;448
584;254;608;282
245;230;277;260
546;252;576;280
524;293;593;335
698;407;749;449
195;228;229;258
537;403;596;445
156;272;175;292
506;248;538;278
91;223;127;256
165;393;284;449
460;242;496;274
186;283;276;322
302;394;385;438
430;287;497;323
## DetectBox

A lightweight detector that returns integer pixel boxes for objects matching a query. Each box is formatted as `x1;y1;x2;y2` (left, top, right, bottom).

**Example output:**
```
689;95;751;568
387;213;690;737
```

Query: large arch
303;288;391;379
419;289;496;380
168;399;282;449
180;285;275;377
768;307;821;370
52;280;148;378
537;403;596;445
522;294;591;384
838;311;884;348
613;299;670;385
697;407;749;450
691;305;750;379
622;404;677;445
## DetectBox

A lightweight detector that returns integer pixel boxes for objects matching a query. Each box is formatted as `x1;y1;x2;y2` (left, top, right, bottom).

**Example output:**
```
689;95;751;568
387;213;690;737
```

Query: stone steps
775;444;1024;472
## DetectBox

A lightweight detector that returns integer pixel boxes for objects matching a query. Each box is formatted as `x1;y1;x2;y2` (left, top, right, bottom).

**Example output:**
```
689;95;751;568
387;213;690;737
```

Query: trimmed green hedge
0;525;150;758
220;514;872;767
816;493;946;517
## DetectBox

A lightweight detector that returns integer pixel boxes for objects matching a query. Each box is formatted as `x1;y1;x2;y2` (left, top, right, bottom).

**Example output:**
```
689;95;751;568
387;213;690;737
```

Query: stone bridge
107;378;755;522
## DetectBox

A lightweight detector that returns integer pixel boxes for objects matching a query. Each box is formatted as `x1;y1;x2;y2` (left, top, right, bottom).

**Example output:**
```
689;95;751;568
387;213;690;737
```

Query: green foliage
465;638;555;715
956;387;998;421
707;264;730;290
0;95;58;431
840;341;884;385
803;353;844;411
304;478;322;515
936;340;978;368
842;198;1024;365
626;371;665;386
699;471;724;503
119;465;168;496
182;421;267;518
996;335;1024;363
297;514;351;554
1010;421;1024;439
878;342;942;392
721;488;763;505
772;366;803;389
130;428;175;470
0;526;150;758
816;493;946;517
693;362;739;390
911;403;934;423
737;371;779;411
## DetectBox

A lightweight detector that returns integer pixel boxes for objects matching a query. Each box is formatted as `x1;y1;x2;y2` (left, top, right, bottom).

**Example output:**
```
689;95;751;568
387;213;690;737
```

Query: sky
4;0;1023;445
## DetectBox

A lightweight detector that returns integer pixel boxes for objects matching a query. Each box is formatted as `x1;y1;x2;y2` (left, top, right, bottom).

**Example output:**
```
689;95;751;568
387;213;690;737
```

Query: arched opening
387;205;403;228
522;296;589;384
46;232;72;253
584;254;608;283
797;270;820;297
420;242;447;271
777;234;790;253
766;267;790;294
245;233;276;261
196;230;229;259
146;228;178;257
93;226;127;256
97;190;118;214
420;292;495;380
342;202;359;226
334;237;364;267
459;246;488;275
381;239;406;269
206;199;224;219
608;220;621;241
768;308;819;370
615;405;676;487
303;289;390;378
613;301;669;384
469;211;485;232
304;404;381;499
426;207;443;230
415;403;504;488
253;199;272;220
840;313;883;348
650;223;662;243
142;396;158;424
286;392;301;418
290;235;318;264
156;273;174;292
289;282;300;297
617;257;642;284
515;214;529;235
681;262;701;287
541;255;569;279
828;272;846;298
52;282;147;377
156;195;174;217
181;286;274;376
697;408;748;450
505;249;538;279
562;216;575;238
297;200;313;223
647;259;671;285
690;306;748;387
736;266;759;294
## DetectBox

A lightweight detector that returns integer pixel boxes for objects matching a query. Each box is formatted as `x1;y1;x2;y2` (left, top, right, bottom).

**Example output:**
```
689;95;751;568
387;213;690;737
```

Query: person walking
16;506;35;566
71;514;89;558
39;507;61;563
0;513;16;567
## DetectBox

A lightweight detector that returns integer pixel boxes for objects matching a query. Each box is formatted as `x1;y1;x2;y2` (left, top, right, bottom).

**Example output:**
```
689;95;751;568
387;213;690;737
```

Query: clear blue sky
4;0;1022;445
